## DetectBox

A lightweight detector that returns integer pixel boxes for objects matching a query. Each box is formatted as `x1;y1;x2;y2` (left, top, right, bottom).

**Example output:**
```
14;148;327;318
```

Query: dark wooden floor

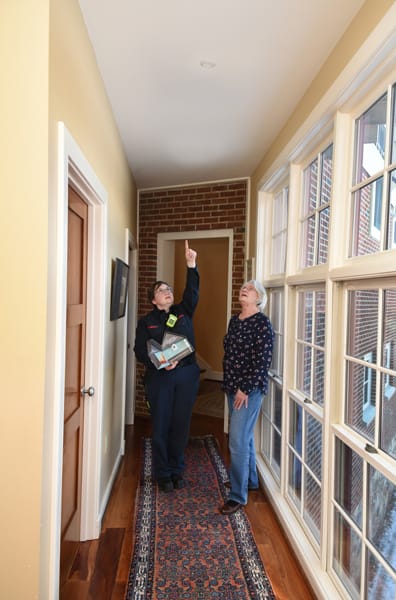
60;413;317;599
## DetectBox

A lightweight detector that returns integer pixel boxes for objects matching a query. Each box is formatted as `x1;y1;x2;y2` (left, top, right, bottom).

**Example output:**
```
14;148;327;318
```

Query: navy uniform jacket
134;267;199;372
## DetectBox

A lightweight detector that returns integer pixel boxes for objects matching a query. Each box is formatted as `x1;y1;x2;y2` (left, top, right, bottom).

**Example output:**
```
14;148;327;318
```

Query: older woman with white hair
220;280;274;515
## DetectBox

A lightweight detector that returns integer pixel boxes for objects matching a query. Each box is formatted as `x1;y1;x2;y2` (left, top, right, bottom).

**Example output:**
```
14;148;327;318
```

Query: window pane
297;290;313;342
381;291;396;457
366;550;396;600
317;207;330;264
302;158;318;215
314;291;326;347
288;400;302;506
261;412;271;458
350;178;383;257
274;384;282;429
272;231;287;274
301;215;316;267
270;289;283;331
367;465;396;570
304;471;321;543
262;394;270;418
391;83;396;164
288;450;302;508
273;191;284;233
347;290;378;362
301;148;332;267
320;144;333;205
313;348;325;406
272;430;281;475
333;510;361;599
345;362;376;441
271;188;288;274
289;399;302;455
380;373;396;459
271;333;281;376
354;94;387;185
334;438;363;528
269;290;284;377
296;343;312;397
262;379;283;480
382;289;396;369
387;169;396;249
305;414;322;479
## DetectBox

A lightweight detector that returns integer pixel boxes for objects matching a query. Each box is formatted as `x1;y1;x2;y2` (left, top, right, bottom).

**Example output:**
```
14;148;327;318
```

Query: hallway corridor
60;412;316;599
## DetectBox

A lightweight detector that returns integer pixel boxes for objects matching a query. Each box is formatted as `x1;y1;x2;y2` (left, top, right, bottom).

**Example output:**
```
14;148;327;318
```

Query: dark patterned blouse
223;312;274;395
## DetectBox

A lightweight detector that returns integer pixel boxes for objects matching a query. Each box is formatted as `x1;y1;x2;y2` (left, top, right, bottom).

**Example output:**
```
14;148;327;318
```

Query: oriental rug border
126;435;275;599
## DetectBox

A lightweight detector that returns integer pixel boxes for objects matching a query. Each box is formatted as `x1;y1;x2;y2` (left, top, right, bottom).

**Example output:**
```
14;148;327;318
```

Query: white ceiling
78;0;365;189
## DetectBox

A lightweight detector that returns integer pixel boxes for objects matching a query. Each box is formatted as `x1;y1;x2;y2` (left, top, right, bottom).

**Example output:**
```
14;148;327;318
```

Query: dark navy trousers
144;362;200;480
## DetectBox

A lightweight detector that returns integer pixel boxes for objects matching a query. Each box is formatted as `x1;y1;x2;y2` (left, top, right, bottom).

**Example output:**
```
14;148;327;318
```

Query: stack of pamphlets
147;332;194;369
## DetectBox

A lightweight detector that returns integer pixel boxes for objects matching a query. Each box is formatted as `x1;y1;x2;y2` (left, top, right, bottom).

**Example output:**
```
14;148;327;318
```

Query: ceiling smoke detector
200;60;216;69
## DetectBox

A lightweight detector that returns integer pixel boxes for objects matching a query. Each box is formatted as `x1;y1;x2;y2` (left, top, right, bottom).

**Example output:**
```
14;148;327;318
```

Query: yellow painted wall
248;0;394;256
0;1;49;598
48;0;137;509
0;0;136;598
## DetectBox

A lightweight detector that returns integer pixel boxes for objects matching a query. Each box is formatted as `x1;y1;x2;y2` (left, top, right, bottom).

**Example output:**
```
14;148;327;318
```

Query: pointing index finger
185;240;189;250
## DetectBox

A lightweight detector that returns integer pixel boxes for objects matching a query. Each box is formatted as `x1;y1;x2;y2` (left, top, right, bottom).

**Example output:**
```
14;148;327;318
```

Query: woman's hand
233;389;248;409
185;239;197;268
164;360;178;371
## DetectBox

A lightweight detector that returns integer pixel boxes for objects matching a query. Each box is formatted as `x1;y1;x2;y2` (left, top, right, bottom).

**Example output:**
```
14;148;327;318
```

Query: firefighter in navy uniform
134;240;200;492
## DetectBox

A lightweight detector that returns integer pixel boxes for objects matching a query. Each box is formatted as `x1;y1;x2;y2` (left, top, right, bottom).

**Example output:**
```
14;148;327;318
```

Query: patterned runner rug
126;435;275;599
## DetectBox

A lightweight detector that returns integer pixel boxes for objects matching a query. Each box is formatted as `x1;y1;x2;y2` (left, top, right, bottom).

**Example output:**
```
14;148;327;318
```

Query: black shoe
157;477;173;492
219;500;243;515
224;480;259;491
171;474;185;490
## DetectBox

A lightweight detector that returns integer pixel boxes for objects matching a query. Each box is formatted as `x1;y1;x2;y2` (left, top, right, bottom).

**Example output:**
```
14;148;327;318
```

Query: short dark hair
147;280;169;303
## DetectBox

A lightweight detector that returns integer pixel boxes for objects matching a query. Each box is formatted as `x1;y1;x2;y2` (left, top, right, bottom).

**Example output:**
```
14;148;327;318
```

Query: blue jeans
227;389;263;505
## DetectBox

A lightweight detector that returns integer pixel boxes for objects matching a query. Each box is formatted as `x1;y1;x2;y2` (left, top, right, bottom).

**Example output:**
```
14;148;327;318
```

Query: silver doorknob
81;386;95;397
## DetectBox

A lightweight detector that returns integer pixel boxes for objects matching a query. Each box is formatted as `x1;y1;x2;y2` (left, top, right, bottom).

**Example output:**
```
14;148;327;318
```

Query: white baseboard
99;449;123;521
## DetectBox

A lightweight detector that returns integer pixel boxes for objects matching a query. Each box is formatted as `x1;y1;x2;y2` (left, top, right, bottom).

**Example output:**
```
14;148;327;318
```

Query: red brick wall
135;179;248;415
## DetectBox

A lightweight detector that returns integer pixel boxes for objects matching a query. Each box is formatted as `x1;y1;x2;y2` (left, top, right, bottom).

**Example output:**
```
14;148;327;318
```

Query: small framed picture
110;258;129;320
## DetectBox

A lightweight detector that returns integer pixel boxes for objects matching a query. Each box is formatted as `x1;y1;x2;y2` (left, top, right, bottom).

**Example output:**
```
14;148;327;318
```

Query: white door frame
157;228;233;322
43;123;107;599
157;229;232;432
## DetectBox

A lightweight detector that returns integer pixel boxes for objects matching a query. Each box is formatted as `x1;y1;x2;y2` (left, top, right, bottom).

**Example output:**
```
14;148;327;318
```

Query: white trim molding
43;122;107;600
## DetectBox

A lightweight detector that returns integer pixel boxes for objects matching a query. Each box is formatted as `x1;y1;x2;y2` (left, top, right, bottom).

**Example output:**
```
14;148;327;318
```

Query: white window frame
254;11;396;598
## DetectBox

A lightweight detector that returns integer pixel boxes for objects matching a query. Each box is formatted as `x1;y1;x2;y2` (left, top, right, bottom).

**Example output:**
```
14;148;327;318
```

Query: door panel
59;187;88;588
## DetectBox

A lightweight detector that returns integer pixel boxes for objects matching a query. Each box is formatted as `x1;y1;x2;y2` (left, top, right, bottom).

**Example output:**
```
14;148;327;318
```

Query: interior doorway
157;229;233;430
59;186;89;589
43;123;107;600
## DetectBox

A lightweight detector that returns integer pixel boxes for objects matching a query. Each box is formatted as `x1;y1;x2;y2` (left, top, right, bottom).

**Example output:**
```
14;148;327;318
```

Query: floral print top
223;312;274;395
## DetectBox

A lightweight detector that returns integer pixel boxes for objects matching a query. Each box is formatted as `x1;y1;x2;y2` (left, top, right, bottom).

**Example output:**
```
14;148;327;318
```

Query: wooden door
59;187;88;588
